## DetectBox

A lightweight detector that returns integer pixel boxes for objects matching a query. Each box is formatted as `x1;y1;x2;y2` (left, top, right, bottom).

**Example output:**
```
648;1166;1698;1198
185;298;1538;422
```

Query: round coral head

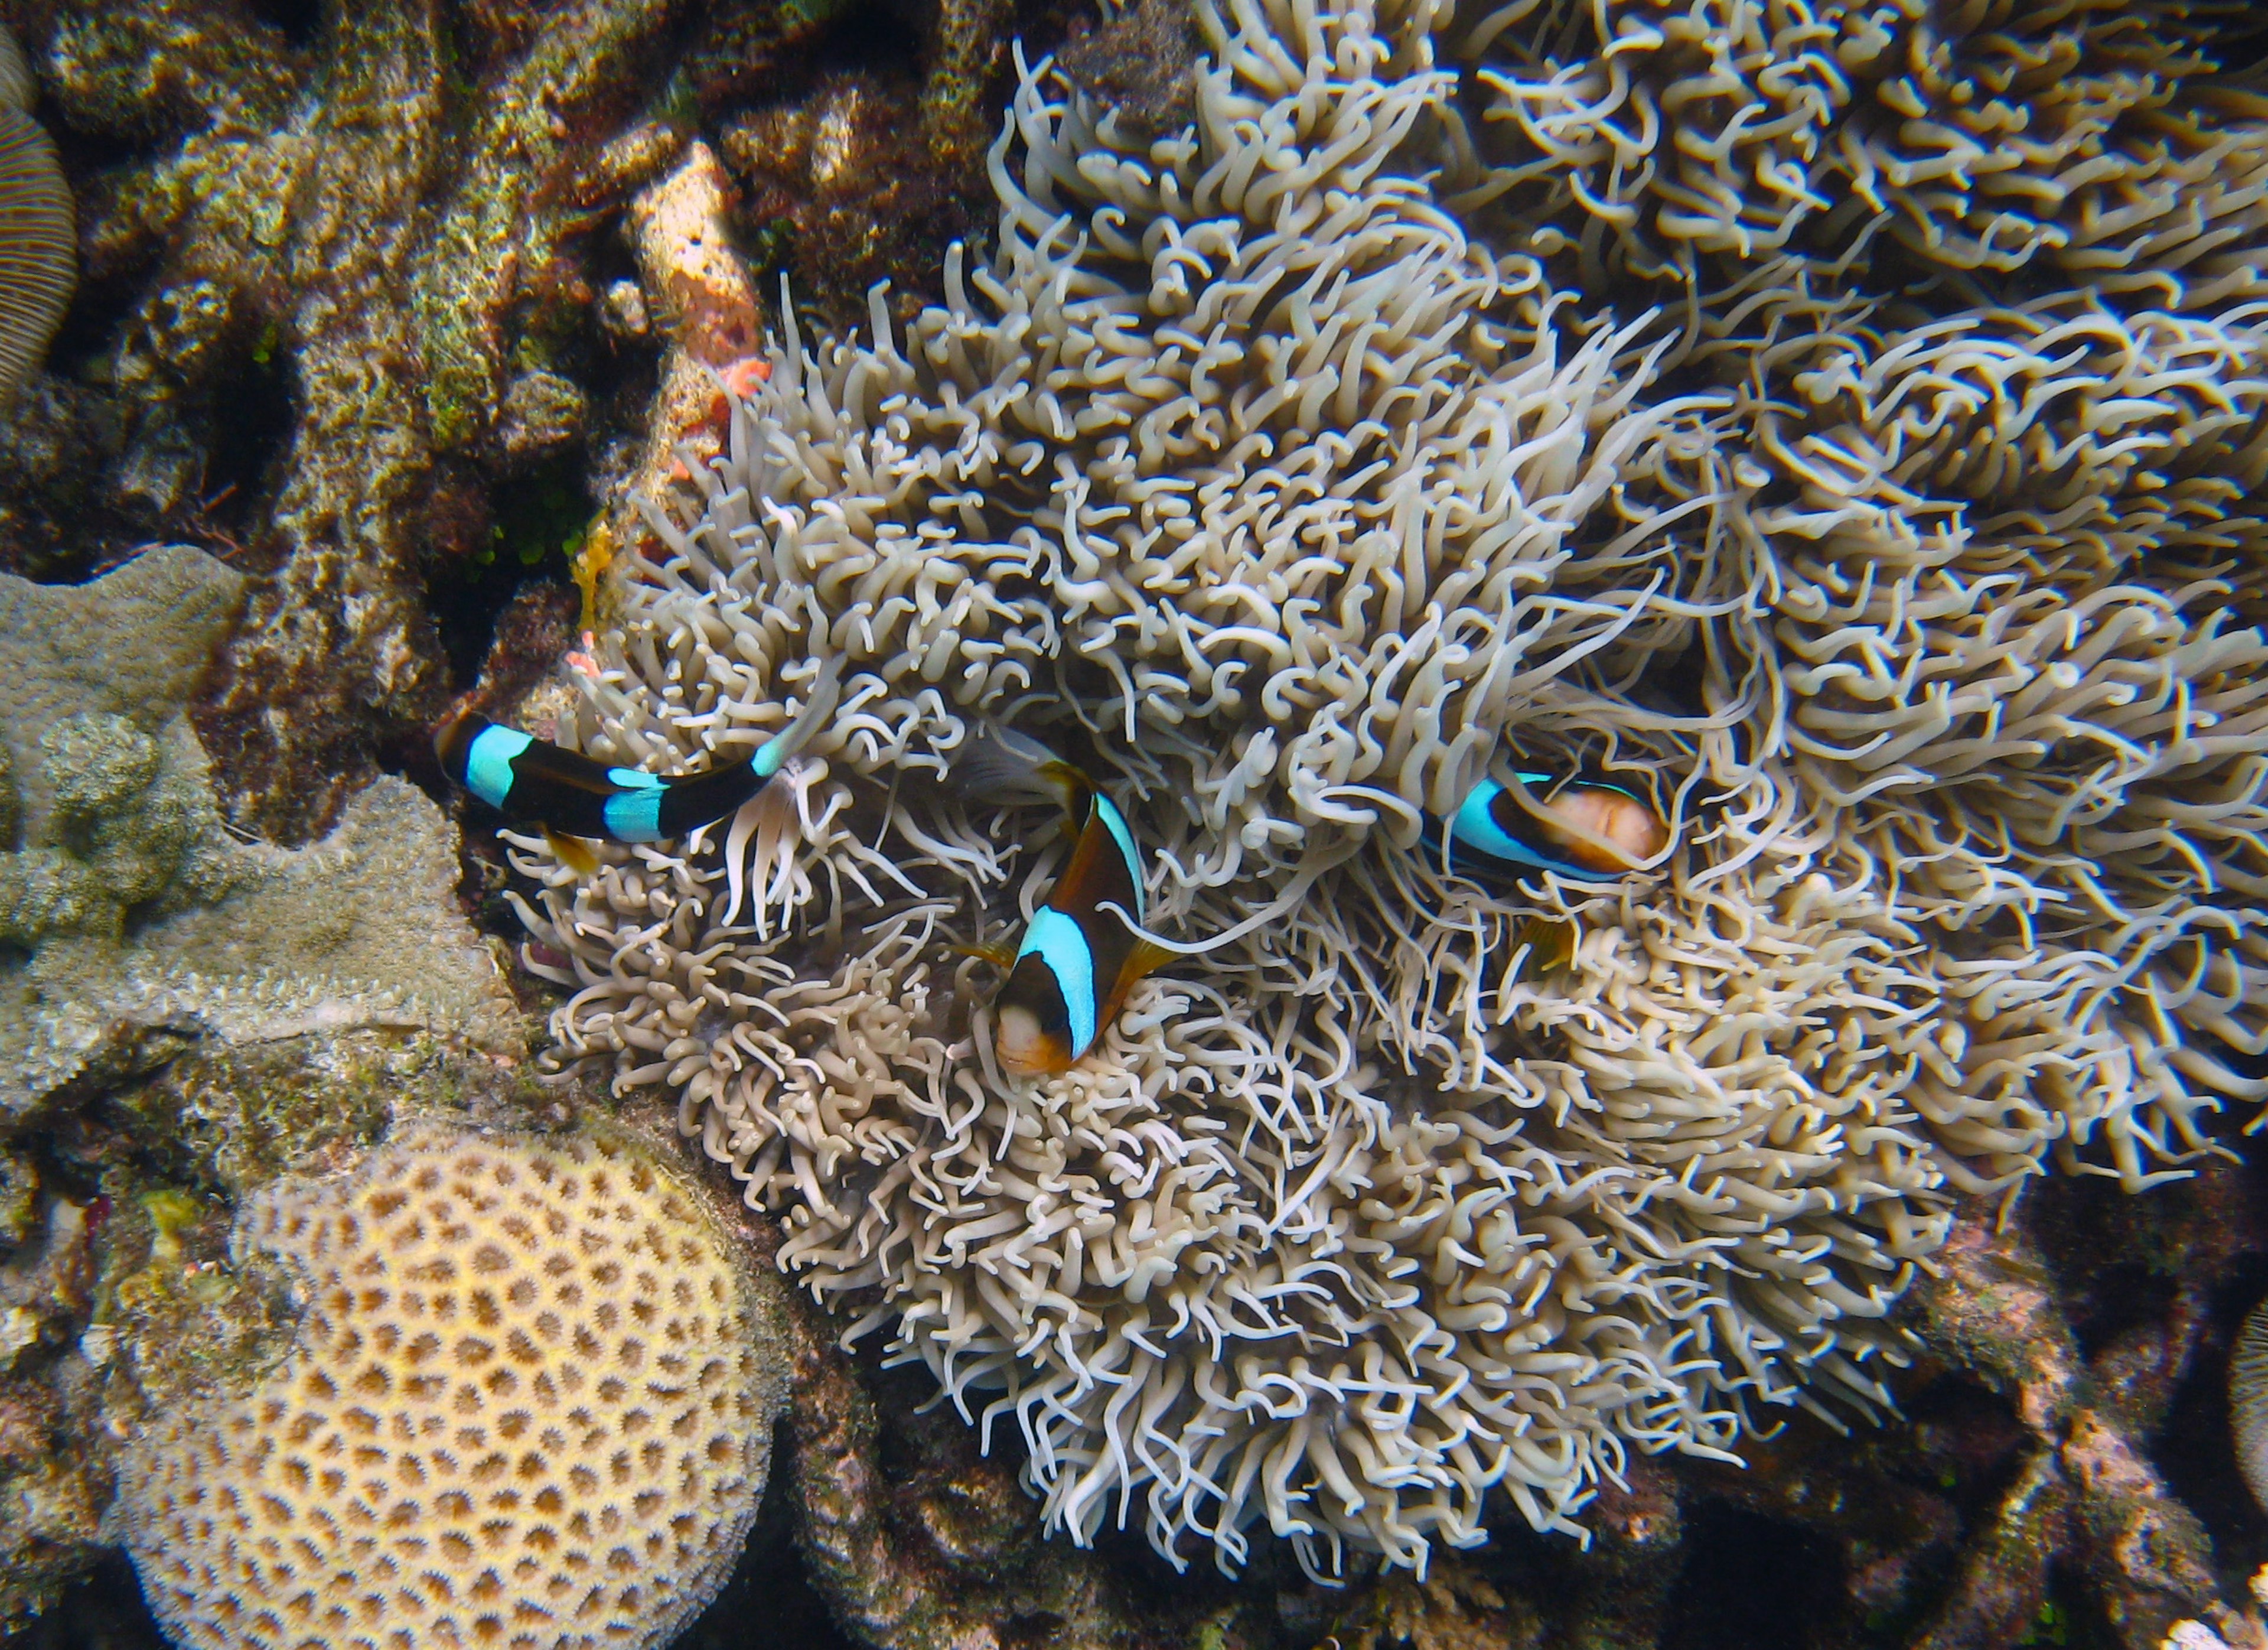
117;1123;782;1650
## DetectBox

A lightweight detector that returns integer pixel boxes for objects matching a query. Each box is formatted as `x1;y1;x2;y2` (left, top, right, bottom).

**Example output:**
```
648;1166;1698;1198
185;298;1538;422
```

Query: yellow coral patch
116;1125;778;1650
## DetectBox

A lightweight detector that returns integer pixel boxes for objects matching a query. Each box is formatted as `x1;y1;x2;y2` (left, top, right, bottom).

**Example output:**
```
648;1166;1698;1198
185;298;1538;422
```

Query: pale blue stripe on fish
1450;780;1533;867
1094;794;1144;922
465;725;533;811
602;784;666;841
1016;908;1097;1056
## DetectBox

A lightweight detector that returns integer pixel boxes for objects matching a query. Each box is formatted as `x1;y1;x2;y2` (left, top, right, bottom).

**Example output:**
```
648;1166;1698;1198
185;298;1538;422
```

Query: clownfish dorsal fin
951;722;1089;816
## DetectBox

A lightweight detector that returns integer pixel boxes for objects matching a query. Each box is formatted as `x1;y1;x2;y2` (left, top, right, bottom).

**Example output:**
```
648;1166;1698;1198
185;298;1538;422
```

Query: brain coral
117;1124;781;1650
502;0;2268;1584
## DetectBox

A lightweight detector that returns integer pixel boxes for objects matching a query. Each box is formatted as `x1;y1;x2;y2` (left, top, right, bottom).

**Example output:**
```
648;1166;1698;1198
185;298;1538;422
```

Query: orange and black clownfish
953;724;1171;1077
1422;768;1668;882
1419;768;1669;974
435;659;842;873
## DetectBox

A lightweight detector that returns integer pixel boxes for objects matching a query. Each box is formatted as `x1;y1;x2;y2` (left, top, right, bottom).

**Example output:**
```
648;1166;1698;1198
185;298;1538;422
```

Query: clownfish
953;724;1171;1077
436;658;843;873
1425;769;1669;882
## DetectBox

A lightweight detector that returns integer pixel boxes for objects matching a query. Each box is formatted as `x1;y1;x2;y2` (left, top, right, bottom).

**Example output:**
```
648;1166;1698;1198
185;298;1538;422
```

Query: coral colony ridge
498;0;2268;1585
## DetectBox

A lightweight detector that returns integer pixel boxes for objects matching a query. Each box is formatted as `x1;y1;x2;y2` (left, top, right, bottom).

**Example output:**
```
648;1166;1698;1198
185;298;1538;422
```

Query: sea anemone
507;0;2268;1581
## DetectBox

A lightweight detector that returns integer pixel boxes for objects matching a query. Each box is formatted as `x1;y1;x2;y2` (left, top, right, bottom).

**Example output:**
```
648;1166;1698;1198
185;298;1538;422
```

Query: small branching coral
505;0;2268;1584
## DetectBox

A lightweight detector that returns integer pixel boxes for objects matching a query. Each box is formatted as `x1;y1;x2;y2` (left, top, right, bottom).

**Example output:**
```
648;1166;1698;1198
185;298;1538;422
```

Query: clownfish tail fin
433;705;480;777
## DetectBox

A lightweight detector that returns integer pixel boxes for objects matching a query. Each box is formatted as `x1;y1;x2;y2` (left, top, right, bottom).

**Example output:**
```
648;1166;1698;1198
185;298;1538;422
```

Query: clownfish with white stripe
952;724;1171;1078
435;658;843;874
1420;767;1668;977
1424;769;1669;882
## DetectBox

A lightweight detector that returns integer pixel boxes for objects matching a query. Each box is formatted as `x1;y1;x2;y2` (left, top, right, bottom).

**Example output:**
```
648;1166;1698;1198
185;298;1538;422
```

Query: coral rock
0;547;523;1120
117;1121;787;1650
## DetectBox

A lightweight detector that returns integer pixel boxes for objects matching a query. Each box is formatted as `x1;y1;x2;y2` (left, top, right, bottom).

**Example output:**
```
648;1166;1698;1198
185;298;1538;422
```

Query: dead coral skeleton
506;0;2268;1586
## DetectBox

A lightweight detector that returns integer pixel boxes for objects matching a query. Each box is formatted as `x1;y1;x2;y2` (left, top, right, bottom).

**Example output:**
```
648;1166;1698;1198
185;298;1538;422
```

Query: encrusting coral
0;545;521;1121
493;0;2268;1593
115;1119;785;1650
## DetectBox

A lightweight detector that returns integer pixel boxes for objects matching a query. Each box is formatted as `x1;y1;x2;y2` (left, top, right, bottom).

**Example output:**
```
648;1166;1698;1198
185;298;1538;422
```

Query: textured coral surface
0;545;522;1120
117;1122;784;1650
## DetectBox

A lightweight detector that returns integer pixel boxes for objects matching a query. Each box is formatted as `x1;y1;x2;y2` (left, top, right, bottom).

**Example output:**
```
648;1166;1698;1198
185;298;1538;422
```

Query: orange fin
954;941;1018;970
1092;939;1177;1038
1517;916;1574;977
543;826;601;877
1123;939;1174;984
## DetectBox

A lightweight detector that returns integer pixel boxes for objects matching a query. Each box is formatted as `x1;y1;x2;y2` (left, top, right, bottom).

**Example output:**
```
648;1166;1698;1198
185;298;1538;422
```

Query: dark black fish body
435;717;767;842
436;658;843;850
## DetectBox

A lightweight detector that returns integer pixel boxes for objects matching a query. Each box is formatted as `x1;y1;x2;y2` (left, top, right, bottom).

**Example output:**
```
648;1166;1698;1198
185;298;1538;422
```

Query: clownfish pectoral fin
1087;938;1176;1051
954;940;1019;971
542;826;601;878
1516;916;1575;977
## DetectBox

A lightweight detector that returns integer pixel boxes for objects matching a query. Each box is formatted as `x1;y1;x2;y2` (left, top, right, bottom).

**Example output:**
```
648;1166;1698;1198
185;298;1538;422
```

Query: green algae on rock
9;0;1034;834
25;0;709;835
411;0;687;457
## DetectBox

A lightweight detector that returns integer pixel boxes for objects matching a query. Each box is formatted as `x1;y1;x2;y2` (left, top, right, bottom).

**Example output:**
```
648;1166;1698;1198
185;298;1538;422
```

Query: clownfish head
994;1000;1076;1076
1540;783;1671;871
